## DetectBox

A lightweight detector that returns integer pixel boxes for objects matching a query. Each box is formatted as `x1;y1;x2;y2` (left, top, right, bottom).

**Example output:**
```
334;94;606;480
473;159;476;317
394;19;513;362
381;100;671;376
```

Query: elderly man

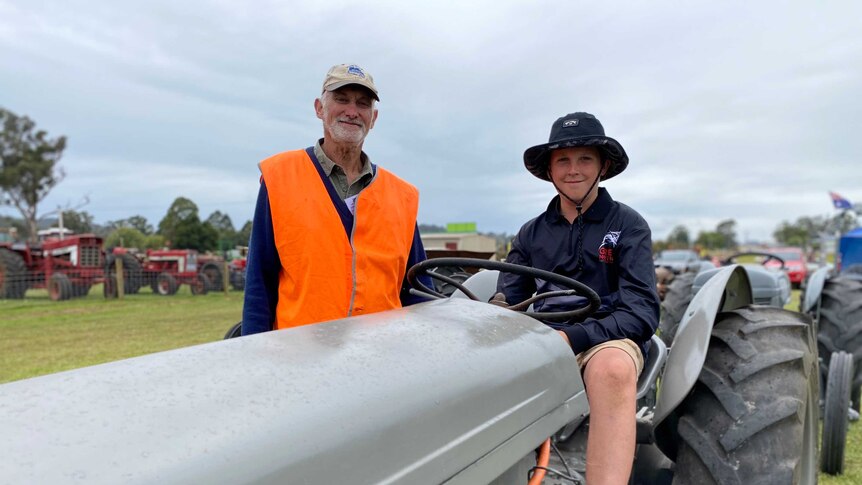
242;64;428;335
494;112;659;484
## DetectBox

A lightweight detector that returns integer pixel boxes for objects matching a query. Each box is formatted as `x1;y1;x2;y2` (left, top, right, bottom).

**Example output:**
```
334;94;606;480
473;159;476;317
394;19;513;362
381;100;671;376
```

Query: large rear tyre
821;351;852;475
49;273;73;301
200;262;224;292
105;253;143;294
230;271;246;291
658;271;695;346
816;276;862;411
673;306;818;484
0;248;28;299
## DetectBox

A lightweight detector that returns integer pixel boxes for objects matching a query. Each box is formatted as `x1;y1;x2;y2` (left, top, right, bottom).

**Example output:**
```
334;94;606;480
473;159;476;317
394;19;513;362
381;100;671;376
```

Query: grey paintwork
0;298;585;485
693;263;790;307
653;266;753;443
802;266;830;314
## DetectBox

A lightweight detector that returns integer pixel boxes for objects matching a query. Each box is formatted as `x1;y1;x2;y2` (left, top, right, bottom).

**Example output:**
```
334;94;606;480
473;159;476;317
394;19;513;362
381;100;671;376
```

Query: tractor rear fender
653;266;753;436
801;266;830;314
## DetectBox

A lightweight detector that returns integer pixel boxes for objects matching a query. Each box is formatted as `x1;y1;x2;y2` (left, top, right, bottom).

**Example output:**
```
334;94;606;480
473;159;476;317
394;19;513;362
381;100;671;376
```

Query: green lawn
0;285;242;383
1;285;860;480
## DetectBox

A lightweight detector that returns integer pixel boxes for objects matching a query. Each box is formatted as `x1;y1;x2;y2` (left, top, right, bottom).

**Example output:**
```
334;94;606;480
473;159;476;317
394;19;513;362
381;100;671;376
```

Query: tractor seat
636;334;667;400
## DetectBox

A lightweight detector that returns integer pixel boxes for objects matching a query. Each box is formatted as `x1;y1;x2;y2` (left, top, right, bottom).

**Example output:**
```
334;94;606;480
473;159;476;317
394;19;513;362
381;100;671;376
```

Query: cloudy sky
1;0;860;243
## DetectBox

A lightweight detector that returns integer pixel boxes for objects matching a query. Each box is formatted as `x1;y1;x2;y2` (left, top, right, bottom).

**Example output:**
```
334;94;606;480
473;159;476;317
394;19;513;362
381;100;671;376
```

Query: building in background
420;222;498;260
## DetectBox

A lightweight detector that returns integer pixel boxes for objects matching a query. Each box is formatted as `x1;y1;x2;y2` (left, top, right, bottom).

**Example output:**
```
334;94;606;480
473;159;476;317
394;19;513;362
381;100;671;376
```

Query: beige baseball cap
322;64;379;101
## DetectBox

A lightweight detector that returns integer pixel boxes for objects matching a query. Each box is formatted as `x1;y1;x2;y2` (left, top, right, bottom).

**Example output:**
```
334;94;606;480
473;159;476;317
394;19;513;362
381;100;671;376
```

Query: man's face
314;86;378;145
547;146;607;202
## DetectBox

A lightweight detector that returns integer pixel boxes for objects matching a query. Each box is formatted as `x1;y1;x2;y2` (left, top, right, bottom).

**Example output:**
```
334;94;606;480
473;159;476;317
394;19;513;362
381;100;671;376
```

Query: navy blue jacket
497;188;659;357
242;150;429;335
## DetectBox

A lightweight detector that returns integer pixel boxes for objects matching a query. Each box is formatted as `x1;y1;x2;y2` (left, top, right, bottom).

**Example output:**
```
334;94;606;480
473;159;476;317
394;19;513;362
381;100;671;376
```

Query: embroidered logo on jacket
599;230;621;264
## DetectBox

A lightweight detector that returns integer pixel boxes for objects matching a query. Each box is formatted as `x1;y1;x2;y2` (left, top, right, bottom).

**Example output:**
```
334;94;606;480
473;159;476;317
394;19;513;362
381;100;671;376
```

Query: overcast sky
1;0;860;243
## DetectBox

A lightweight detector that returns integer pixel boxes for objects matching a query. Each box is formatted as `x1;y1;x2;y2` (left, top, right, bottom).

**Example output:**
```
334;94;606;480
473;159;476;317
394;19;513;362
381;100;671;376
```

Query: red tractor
137;249;210;296
0;234;106;301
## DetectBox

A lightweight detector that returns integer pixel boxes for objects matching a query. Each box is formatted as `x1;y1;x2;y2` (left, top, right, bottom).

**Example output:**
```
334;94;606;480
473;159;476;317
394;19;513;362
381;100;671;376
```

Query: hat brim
324;81;380;101
524;136;629;181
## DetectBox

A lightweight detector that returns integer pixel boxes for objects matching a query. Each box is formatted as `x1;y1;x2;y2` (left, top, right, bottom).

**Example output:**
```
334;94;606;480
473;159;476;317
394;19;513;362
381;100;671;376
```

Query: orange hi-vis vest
259;149;419;329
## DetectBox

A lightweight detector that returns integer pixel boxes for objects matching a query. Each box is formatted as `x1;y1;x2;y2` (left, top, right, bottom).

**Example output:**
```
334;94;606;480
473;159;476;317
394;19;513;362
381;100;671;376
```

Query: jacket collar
544;187;613;224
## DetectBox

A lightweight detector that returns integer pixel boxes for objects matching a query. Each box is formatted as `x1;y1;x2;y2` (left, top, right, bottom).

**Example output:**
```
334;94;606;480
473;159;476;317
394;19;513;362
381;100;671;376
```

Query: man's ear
314;98;324;120
368;108;379;130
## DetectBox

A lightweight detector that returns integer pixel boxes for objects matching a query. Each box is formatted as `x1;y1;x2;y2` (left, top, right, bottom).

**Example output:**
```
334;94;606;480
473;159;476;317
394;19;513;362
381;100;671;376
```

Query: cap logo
563;119;579;127
346;65;366;78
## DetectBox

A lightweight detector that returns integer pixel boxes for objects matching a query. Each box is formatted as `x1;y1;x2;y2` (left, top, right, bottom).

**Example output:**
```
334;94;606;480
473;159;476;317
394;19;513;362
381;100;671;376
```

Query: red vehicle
0;234;106;301
141;249;210;296
765;247;808;289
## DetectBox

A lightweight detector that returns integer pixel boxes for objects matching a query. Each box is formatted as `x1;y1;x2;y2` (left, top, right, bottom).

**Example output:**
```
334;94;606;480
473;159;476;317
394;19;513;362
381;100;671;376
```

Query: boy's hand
489;292;509;308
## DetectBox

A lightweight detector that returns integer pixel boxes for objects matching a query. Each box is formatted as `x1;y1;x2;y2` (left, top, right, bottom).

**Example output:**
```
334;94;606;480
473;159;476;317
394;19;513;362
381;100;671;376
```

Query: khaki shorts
575;338;644;376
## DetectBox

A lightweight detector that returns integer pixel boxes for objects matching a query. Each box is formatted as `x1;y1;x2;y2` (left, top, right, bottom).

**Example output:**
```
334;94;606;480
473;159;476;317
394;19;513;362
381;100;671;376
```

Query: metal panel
0;298;583;485
653;266;752;430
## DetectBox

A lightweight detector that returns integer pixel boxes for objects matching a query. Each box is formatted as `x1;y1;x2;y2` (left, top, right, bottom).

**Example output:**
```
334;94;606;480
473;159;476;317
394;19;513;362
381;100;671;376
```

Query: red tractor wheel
191;273;210;296
156;273;179;296
49;273;73;301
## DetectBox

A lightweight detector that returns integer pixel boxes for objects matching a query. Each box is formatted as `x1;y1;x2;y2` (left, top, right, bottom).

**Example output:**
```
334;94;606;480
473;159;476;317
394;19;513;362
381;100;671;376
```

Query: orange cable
528;438;551;485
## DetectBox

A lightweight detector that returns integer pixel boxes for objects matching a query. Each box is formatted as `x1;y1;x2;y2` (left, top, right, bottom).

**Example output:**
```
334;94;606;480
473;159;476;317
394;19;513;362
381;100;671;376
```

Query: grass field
0;285;241;383
1;285;860;481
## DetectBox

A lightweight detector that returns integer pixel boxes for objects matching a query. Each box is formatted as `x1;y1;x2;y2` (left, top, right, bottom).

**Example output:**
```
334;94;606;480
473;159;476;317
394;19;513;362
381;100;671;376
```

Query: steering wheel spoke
407;258;600;324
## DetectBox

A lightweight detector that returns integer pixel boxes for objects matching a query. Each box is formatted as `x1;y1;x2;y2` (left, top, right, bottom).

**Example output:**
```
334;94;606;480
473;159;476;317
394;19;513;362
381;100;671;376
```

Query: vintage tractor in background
0;234;106;301
140;249;210;296
104;248;210;297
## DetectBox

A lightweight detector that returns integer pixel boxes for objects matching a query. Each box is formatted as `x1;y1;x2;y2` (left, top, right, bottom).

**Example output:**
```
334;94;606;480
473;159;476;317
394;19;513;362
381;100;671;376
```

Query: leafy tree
62;209;94;234
237;220;252;247
158;197;199;245
173;216;218;251
0;108;67;242
665;225;690;248
716;219;737;249
107;215;153;235
206;210;237;249
104;227;146;250
773;221;810;250
144;234;165;250
694;231;726;250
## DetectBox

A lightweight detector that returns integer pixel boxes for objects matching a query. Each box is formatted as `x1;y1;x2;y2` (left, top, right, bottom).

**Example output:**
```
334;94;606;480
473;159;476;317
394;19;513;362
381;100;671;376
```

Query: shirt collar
544;187;614;224
314;139;373;178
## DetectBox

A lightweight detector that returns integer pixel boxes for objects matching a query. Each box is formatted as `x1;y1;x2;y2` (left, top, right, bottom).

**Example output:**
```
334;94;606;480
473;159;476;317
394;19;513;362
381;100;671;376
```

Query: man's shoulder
259;148;313;175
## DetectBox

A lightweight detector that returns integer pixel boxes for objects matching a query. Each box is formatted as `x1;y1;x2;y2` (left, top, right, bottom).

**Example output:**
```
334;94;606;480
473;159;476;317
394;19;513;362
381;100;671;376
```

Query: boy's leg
581;344;640;485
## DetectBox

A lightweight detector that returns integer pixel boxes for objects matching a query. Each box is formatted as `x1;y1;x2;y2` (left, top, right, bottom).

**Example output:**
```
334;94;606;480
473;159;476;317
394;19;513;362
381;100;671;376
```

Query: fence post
115;258;125;299
223;261;229;296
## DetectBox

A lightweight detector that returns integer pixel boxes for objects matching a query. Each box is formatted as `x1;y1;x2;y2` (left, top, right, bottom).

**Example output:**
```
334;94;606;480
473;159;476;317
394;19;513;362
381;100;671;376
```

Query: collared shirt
497;188;659;357
313;139;374;200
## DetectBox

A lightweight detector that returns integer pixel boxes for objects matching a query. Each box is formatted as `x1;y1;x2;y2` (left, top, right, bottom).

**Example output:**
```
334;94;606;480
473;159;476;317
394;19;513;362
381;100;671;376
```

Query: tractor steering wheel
723;251;786;269
407;257;601;323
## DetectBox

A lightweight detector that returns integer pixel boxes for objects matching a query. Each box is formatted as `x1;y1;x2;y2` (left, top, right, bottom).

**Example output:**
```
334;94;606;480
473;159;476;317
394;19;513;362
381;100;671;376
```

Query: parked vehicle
104;248;209;297
765;246;808;289
0;234;106;301
653;249;701;274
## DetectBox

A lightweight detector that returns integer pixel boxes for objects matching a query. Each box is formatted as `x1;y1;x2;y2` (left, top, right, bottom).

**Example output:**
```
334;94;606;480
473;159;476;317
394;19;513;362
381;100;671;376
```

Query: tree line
0;106;250;252
654;212;858;253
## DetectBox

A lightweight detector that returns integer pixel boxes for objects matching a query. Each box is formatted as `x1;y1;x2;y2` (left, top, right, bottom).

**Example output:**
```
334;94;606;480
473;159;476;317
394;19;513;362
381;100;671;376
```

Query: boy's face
547;146;607;202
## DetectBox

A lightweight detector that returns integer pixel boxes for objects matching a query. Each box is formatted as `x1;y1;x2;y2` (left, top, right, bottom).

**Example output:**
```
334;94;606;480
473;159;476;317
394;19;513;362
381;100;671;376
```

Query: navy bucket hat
524;112;629;181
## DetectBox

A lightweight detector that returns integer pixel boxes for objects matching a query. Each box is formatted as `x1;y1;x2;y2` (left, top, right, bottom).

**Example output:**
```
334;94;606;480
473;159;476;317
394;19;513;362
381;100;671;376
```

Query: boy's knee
585;349;637;389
